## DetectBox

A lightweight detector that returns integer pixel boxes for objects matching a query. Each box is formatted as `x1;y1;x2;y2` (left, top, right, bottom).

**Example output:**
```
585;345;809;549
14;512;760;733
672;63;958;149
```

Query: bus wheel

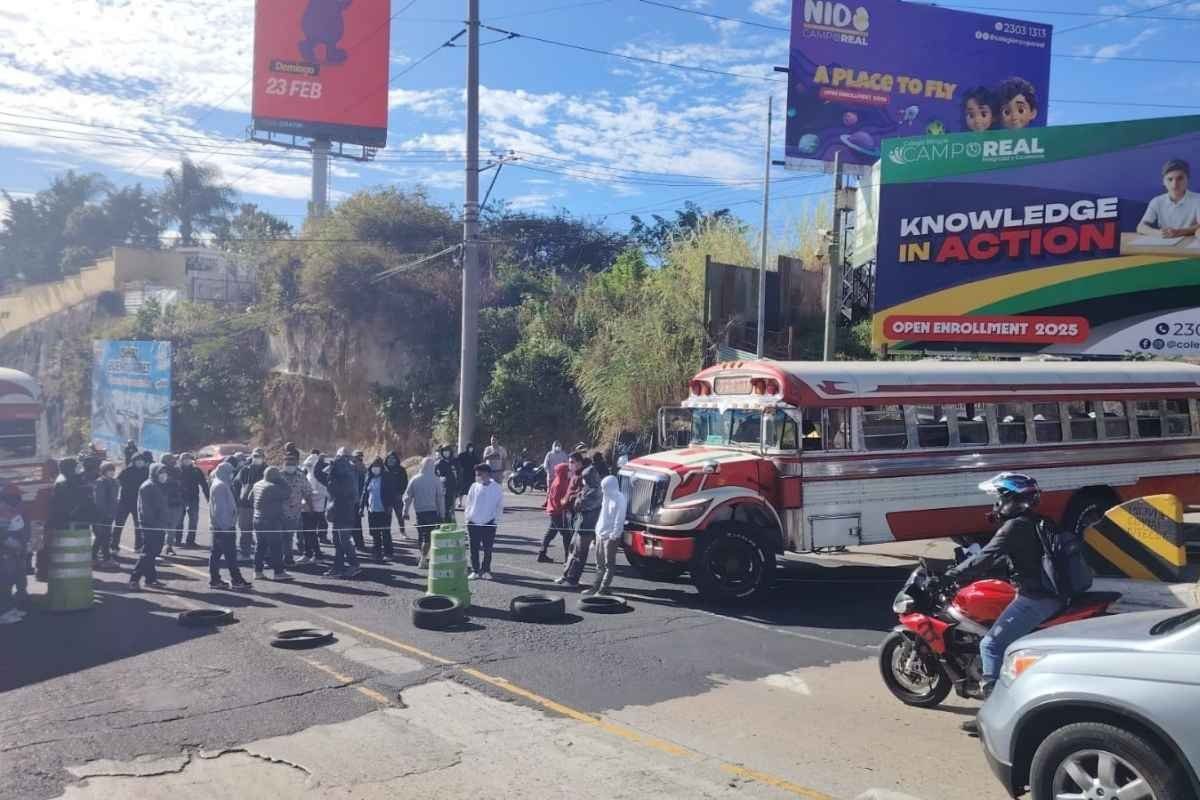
622;546;687;581
690;525;775;605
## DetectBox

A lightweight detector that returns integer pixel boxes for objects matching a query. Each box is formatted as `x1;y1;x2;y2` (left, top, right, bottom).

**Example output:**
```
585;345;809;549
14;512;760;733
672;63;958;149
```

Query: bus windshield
690;409;763;448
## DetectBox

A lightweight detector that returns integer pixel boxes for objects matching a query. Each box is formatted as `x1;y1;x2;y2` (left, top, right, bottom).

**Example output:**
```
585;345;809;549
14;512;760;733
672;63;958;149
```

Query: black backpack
1036;516;1093;599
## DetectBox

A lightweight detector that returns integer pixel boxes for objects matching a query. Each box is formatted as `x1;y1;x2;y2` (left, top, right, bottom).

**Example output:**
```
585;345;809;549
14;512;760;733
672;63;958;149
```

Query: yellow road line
299;656;391;706
721;765;835;800
314;613;456;665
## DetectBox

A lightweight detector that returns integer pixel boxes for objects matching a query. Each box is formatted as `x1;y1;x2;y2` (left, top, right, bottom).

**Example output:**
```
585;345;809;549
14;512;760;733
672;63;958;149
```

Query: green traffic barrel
48;522;94;612
427;524;470;607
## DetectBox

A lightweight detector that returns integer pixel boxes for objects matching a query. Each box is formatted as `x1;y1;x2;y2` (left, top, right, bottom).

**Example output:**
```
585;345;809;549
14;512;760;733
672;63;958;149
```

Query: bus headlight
651;497;712;526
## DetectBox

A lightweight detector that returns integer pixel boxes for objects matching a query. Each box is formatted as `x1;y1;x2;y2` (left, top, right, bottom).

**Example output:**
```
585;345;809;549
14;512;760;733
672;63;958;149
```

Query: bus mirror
702;460;720;475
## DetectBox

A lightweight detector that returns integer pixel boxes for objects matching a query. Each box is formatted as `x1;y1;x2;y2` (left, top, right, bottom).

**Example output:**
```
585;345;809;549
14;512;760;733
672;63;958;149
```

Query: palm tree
158;157;236;247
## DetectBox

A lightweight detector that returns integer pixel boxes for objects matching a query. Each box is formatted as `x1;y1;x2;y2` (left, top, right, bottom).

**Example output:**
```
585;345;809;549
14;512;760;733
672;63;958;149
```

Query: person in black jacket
234;447;267;559
115;451;150;553
123;439;139;467
319;447;362;578
252;467;293;581
92;462;120;565
383;451;408;539
435;445;458;523
178;452;209;547
945;473;1065;711
351;450;367;549
455;444;476;507
159;454;184;555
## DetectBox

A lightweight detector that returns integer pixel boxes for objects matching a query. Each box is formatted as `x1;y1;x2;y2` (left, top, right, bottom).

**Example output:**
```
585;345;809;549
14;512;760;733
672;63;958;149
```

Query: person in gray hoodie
131;463;170;590
402;456;444;569
91;461;119;565
252;467;293;581
209;462;250;590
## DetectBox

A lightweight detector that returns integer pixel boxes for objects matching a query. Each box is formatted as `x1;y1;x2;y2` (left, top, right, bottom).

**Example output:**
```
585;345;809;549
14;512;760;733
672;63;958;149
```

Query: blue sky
2;0;1200;242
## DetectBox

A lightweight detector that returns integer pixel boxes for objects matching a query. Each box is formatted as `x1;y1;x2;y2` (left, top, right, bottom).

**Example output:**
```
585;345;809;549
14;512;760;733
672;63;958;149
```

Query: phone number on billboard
992;21;1049;38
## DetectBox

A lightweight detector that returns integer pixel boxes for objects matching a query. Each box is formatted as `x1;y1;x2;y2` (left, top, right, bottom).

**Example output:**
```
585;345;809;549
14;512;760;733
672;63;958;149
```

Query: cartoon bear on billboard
299;0;353;65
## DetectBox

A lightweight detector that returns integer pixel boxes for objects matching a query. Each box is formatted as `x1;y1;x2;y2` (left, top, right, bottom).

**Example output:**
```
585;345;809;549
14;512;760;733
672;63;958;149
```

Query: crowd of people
0;435;631;624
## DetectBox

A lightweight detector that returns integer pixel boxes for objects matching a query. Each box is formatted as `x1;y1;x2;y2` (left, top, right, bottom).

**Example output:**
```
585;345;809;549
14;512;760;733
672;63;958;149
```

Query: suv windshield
690;409;762;449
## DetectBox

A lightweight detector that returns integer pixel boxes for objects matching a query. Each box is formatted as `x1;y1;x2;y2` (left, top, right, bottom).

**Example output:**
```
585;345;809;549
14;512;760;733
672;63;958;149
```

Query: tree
0;171;112;281
483;206;629;275
480;337;585;449
630;201;734;259
216;203;293;253
103;185;163;249
158;157;236;247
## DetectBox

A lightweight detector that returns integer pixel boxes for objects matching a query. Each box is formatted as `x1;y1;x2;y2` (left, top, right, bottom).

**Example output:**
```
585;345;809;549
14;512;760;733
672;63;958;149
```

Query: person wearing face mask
402;456;444;569
43;457;96;581
115;452;150;554
455;443;476;509
92;461;120;566
208;462;251;590
556;451;601;588
352;450;368;550
178;452;209;548
252;466;293;581
279;446;312;567
360;457;394;563
318;447;362;578
131;463;170;590
234;447;268;560
158;454;184;556
465;464;504;580
383;452;408;540
300;452;328;563
435;445;458;523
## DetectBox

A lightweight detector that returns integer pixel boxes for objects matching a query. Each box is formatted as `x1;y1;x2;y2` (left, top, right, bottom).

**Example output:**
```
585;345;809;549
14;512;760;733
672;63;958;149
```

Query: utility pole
755;96;773;360
310;138;330;218
457;0;481;452
822;153;845;361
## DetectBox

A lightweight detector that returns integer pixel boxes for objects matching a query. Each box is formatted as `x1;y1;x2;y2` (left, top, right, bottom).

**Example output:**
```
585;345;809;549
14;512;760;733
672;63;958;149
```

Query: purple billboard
785;0;1053;174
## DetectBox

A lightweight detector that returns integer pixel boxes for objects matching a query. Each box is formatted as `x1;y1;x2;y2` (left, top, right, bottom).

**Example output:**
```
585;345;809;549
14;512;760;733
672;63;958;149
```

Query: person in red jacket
537;462;572;563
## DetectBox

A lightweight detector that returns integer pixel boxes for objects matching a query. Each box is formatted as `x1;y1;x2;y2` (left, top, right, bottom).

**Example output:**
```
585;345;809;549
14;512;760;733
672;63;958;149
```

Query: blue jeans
332;529;359;572
981;593;1065;682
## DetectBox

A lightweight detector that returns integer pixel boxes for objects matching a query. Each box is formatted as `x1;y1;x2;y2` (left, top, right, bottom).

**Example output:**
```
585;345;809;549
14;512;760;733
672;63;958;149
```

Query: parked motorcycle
879;559;1120;708
507;460;547;494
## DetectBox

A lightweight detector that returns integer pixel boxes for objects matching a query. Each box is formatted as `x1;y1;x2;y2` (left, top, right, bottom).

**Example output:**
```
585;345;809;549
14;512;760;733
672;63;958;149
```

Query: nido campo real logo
888;137;1045;166
802;1;870;46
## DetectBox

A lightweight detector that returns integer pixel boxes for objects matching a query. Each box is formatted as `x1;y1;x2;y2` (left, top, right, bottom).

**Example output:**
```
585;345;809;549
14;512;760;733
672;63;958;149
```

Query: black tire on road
878;631;952;708
179;608;235;628
623;546;688;580
412;594;467;630
690;525;775;605
507;476;528;495
578;595;629;614
1029;721;1185;800
270;628;335;648
510;594;566;622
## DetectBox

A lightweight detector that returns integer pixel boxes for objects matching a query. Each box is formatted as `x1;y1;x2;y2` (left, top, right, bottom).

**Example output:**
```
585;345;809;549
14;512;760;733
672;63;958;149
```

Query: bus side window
1166;399;1193;436
863;405;907;450
955;403;990;446
0;420;36;459
1066;401;1098;441
912;405;950;448
1103;401;1130;439
1135;401;1164;438
825;408;851;450
996;403;1027;444
1033;403;1063;443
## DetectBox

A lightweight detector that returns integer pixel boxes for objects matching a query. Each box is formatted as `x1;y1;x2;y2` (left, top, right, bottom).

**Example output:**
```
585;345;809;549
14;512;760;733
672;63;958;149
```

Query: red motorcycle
879;559;1121;707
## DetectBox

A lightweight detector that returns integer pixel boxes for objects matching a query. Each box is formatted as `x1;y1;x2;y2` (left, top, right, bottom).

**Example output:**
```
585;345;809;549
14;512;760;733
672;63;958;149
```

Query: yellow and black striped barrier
1084;495;1187;582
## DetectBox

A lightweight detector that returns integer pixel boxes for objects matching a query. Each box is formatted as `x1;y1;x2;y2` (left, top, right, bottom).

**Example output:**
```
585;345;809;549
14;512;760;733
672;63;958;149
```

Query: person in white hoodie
583;475;628;596
301;453;329;563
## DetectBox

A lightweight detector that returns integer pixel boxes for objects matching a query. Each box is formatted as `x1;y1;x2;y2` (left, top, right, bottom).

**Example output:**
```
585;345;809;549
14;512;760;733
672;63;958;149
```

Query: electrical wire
1055;0;1194;34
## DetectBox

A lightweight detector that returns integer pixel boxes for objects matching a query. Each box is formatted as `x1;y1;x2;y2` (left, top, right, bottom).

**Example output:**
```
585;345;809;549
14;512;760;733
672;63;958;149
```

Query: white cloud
1093;27;1158;61
750;0;791;22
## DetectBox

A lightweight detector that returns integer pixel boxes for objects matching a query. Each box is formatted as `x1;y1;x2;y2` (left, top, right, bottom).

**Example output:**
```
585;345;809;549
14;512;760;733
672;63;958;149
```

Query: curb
1094;577;1200;612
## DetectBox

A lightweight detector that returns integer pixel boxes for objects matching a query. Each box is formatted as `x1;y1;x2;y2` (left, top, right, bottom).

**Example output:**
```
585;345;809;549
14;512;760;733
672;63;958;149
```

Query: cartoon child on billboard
997;77;1038;130
1138;159;1200;239
299;0;353;65
961;87;998;132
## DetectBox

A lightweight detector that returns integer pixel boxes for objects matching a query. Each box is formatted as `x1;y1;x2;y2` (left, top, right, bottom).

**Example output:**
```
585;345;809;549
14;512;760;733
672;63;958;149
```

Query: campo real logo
803;0;870;45
888;137;1045;166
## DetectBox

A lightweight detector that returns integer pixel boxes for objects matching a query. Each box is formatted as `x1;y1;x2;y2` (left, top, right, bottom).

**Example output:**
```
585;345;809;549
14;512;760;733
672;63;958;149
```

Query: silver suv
978;607;1200;800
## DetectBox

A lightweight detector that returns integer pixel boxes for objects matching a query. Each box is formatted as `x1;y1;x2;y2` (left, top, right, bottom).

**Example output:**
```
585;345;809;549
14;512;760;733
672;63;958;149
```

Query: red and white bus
620;360;1200;603
0;368;54;547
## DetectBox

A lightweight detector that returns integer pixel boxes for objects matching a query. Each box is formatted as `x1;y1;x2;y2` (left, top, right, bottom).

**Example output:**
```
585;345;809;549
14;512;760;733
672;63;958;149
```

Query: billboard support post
756;95;773;359
311;138;330;218
823;153;843;361
457;0;481;452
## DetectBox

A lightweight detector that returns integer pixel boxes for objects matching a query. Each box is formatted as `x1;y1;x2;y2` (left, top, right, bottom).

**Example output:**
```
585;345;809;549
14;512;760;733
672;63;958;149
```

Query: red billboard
252;0;392;148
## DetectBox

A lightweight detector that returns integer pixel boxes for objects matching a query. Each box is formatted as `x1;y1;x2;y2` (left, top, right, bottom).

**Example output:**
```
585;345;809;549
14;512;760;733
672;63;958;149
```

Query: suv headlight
650;497;712;526
1000;650;1044;685
892;592;915;614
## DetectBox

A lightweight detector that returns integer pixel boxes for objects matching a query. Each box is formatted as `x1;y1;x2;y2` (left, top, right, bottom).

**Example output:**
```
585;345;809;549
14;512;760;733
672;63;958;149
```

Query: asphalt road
0;491;1008;800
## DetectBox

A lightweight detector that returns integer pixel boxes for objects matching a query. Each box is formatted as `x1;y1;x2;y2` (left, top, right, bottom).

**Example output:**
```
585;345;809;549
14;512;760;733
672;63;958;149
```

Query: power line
478;23;784;82
1056;0;1193;34
926;3;1200;21
486;0;615;21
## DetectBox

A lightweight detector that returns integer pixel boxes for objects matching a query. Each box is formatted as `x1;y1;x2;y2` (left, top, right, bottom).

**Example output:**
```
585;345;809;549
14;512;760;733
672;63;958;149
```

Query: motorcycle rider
945;473;1064;730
